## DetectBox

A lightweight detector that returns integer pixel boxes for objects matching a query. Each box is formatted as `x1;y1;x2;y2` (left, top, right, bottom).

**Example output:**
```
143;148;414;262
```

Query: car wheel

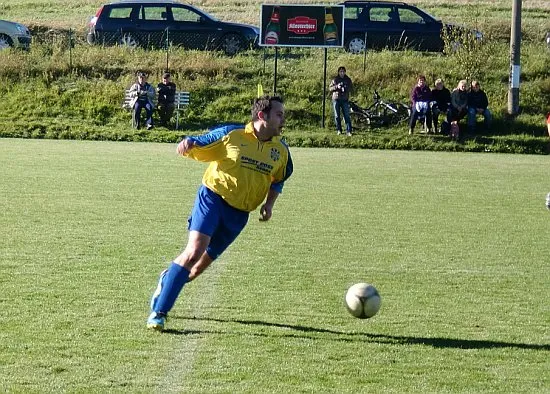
0;34;13;50
220;33;244;56
119;34;138;49
347;36;366;54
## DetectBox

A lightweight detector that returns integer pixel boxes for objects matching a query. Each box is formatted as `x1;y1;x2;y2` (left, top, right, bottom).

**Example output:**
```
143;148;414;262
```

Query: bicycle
349;90;410;129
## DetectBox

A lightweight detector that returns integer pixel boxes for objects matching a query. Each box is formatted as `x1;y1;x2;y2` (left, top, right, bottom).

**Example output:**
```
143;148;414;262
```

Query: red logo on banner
287;16;317;35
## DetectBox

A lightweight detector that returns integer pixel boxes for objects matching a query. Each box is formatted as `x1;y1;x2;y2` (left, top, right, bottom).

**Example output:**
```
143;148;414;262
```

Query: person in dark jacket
467;80;492;133
430;78;451;134
450;79;468;122
409;75;432;135
329;66;353;136
156;72;177;127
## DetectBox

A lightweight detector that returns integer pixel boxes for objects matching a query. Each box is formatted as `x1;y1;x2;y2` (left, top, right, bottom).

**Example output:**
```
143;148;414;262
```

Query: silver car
0;19;32;50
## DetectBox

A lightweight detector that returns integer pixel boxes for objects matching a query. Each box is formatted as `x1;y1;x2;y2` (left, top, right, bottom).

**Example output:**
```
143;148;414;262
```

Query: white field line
158;254;230;391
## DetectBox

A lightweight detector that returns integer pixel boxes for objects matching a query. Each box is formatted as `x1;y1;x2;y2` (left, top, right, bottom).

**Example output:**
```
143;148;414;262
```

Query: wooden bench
122;90;190;129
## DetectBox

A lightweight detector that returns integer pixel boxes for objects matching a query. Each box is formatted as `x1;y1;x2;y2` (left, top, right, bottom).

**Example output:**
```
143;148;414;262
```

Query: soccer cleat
147;312;166;331
150;269;168;311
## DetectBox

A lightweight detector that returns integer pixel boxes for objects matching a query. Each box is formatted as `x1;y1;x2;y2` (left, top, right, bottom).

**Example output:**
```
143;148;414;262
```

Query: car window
172;6;201;23
369;6;394;22
397;8;426;24
141;6;168;21
344;6;362;20
107;7;133;19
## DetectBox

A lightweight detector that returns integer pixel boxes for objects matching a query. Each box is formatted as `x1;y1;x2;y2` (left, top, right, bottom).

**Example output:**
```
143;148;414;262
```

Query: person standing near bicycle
409;74;432;135
329;66;353;136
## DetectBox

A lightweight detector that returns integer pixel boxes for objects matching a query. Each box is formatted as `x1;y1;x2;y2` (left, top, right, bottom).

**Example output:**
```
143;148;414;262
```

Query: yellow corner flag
257;83;264;98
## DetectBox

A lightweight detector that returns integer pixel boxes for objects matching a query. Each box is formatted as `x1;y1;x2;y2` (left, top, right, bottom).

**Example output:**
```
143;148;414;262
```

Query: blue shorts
188;185;249;260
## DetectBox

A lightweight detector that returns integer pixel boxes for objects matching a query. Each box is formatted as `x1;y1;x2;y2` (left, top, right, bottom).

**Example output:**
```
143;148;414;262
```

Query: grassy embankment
0;0;549;153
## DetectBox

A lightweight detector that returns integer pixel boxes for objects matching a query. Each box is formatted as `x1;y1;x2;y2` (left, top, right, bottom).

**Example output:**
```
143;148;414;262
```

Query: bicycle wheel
384;103;411;125
350;111;371;130
372;103;391;127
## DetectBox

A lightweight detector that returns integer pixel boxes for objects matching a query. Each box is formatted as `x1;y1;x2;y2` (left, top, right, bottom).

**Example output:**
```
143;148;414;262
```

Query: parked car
87;1;259;55
0;19;32;50
340;1;482;53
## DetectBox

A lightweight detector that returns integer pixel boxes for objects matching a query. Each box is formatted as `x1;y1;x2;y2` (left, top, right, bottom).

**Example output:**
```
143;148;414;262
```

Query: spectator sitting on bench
447;79;469;138
409;74;432;135
467;80;492;134
430;78;451;134
129;71;155;130
156;72;176;127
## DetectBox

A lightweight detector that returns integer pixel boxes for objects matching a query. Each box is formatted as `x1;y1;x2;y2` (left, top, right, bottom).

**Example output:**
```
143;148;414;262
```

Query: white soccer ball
345;282;381;319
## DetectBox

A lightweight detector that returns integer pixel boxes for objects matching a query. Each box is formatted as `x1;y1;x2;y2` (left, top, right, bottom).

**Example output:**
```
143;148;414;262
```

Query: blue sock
154;262;190;314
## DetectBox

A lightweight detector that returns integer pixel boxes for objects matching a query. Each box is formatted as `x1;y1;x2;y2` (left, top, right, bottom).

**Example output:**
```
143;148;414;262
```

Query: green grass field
1;139;548;392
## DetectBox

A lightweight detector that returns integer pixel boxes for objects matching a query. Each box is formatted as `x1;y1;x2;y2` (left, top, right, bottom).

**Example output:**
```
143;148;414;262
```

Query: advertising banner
260;4;344;48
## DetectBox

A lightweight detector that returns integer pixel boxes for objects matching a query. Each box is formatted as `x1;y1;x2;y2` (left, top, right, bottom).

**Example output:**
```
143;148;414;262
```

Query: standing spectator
430;78;451;134
329;66;353;136
156;72;177;127
129;71;155;130
408;75;432;135
467;80;492;134
146;95;293;331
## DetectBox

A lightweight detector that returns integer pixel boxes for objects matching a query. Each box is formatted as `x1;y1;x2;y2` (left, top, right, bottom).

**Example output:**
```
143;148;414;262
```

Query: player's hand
259;204;273;222
177;138;194;155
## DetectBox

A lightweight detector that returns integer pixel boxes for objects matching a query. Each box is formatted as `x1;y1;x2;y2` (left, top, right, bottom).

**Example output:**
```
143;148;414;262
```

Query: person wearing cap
157;72;177;127
129;71;155;130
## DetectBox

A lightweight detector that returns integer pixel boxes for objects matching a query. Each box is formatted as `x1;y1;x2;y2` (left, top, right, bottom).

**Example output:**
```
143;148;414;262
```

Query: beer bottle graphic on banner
264;6;281;45
323;7;338;45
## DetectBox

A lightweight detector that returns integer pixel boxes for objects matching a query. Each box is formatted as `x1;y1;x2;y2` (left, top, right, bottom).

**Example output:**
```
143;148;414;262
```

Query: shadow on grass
164;316;549;351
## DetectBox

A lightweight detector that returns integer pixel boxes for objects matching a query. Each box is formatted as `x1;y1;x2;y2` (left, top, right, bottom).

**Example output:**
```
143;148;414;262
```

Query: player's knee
174;248;202;266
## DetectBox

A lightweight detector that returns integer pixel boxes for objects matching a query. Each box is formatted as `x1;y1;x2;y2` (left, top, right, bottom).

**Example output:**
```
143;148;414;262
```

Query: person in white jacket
129;71;155;130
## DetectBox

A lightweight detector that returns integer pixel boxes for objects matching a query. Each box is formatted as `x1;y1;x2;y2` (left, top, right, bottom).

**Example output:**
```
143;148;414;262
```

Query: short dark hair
137;71;147;77
338;66;346;73
252;95;283;121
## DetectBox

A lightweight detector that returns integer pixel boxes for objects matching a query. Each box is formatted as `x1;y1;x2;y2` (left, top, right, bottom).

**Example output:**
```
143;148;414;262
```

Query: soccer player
147;95;293;331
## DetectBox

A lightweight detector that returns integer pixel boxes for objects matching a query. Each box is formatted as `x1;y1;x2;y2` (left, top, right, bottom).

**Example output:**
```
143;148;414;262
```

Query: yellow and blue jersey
185;122;293;212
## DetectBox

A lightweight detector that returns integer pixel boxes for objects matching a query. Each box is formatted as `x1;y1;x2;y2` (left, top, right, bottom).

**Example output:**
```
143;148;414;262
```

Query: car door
167;5;219;50
136;4;170;48
364;5;404;50
97;5;139;46
342;4;368;49
394;6;442;51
